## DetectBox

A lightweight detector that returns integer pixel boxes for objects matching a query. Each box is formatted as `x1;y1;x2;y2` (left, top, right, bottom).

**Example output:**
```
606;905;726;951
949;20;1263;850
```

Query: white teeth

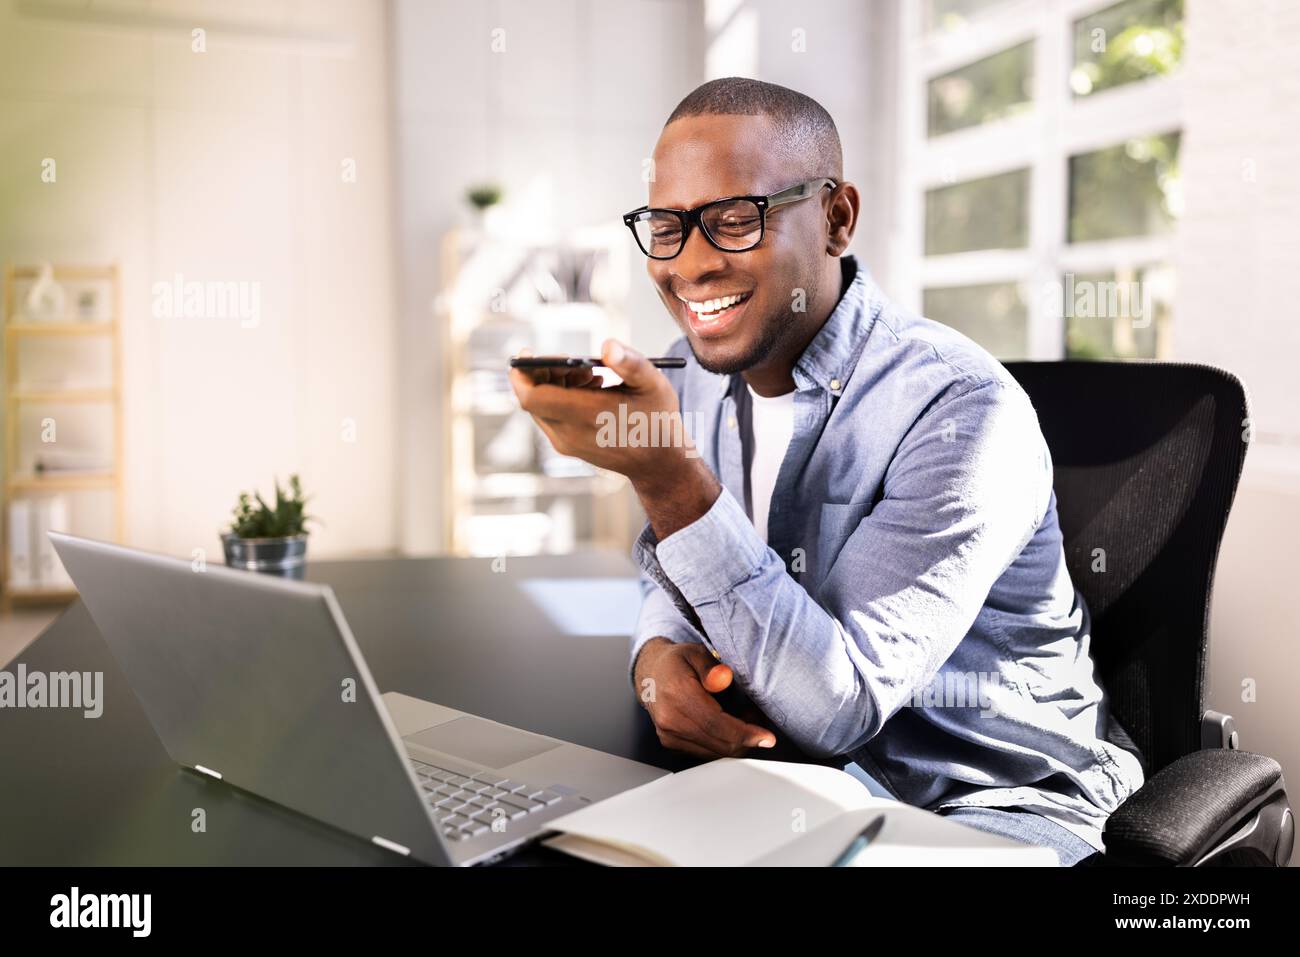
681;292;747;314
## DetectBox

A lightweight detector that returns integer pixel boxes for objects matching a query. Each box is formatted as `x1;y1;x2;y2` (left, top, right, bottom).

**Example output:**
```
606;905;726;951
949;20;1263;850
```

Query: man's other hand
633;638;776;759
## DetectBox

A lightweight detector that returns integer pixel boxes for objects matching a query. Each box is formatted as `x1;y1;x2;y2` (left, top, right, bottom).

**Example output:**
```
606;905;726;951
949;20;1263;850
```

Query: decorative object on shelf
22;262;67;322
221;474;315;579
6;500;33;589
6;496;74;591
75;288;99;322
2;263;123;607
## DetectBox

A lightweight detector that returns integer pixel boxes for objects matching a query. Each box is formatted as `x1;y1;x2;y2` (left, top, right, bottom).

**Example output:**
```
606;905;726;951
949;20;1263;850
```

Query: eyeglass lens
631;198;763;258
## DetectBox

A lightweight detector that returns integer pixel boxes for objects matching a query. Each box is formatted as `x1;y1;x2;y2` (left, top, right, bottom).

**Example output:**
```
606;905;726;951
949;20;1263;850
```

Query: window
899;0;1185;361
1072;0;1185;98
925;0;1016;34
1063;264;1174;359
924;282;1030;359
925;169;1030;254
1068;131;1181;243
928;42;1034;137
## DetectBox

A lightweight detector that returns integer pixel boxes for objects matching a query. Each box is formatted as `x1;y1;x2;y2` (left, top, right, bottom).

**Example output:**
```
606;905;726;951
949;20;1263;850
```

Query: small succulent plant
227;474;314;539
466;183;503;210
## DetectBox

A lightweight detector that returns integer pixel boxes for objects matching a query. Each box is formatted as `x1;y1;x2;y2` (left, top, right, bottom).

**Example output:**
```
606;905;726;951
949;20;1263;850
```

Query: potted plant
465;182;504;233
221;474;315;579
465;182;503;212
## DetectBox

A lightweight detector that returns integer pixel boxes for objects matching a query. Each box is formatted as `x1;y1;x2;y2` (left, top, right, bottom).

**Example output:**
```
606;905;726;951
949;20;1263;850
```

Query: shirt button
830;378;841;392
727;416;737;429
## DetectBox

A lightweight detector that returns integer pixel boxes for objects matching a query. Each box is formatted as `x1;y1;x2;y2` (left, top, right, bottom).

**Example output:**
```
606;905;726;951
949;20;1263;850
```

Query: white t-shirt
746;385;796;542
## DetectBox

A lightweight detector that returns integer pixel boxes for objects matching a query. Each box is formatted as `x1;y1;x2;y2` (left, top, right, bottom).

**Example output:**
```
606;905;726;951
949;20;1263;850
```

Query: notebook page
750;805;1060;866
542;758;887;866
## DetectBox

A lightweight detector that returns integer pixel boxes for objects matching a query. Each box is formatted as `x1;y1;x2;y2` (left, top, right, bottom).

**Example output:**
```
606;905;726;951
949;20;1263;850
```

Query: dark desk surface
0;551;722;866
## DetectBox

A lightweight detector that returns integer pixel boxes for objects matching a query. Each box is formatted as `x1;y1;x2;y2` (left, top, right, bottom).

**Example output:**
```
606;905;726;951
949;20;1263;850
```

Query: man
510;77;1144;866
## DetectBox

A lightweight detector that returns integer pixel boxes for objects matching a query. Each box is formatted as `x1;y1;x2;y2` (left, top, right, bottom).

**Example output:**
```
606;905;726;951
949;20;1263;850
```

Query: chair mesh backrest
1002;362;1249;773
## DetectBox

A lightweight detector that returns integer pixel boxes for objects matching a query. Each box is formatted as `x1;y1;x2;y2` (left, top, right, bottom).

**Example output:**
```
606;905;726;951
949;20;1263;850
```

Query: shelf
2;263;124;604
5;321;117;336
8;388;116;403
2;585;79;603
8;472;117;492
7;265;115;281
438;228;634;555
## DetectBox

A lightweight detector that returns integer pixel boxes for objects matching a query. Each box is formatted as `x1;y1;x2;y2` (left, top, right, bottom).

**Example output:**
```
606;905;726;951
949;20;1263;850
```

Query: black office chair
1003;360;1293;867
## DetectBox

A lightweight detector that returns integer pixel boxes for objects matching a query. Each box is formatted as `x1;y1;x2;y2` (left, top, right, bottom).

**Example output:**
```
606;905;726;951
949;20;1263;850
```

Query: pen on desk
830;813;886;867
509;356;687;370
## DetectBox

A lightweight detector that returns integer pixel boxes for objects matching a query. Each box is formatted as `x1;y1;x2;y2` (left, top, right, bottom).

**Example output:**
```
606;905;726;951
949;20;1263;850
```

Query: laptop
48;531;669;866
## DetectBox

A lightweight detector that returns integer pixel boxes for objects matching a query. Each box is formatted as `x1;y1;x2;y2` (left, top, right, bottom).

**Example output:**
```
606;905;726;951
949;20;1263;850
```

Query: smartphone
509;356;686;369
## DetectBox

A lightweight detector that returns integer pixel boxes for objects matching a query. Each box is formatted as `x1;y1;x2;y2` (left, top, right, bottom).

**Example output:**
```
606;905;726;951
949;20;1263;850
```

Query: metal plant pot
221;533;308;579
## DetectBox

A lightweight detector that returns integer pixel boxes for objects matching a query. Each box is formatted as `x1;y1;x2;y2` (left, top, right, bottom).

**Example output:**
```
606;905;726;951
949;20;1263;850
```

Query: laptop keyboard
410;759;565;842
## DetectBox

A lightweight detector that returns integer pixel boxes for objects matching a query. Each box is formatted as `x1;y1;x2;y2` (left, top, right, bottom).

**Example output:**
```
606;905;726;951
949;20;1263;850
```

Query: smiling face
646;114;839;381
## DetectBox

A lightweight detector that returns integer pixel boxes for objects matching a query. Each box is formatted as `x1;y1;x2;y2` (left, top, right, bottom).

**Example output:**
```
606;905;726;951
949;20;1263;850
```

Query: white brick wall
1176;0;1300;444
1178;0;1300;864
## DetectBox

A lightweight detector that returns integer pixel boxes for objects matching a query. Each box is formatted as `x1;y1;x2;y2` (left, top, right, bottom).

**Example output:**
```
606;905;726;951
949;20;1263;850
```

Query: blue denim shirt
630;255;1144;852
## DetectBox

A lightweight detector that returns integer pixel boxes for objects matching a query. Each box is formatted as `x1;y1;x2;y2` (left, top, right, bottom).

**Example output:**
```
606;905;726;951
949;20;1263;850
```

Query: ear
825;181;861;256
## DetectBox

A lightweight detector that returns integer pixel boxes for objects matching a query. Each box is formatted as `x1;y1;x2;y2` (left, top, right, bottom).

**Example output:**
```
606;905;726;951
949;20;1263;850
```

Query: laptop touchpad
406;716;561;769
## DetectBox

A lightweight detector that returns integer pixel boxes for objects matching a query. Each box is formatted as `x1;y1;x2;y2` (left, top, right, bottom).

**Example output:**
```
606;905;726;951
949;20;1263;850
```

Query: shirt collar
717;254;878;399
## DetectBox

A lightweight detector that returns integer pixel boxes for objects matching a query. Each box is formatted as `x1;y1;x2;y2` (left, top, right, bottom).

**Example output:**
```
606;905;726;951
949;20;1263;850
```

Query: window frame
896;0;1185;360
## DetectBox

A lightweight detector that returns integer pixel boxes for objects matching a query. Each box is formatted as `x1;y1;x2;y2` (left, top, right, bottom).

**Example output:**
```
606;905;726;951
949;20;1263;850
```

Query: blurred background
0;0;1297;821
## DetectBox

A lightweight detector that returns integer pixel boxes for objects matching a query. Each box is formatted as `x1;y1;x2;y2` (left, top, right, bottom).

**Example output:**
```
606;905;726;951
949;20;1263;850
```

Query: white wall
390;0;704;552
701;0;897;291
0;0;397;560
1176;0;1300;862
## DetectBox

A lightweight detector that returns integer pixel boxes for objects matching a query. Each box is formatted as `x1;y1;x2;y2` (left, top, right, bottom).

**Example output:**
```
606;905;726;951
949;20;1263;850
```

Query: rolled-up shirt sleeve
632;377;1050;758
629;569;708;688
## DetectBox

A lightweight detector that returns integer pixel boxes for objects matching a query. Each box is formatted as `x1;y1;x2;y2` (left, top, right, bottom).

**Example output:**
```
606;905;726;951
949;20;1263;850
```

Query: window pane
1071;0;1184;98
1063;265;1174;359
1068;132;1181;243
926;0;1010;33
928;42;1034;137
925;169;1030;255
923;282;1029;358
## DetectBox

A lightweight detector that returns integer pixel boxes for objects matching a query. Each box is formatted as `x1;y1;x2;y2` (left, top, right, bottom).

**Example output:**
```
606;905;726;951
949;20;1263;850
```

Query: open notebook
541;758;1059;866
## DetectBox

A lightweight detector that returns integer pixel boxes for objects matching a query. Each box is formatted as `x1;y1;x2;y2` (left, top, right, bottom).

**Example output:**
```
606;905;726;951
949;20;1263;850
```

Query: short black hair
664;77;843;182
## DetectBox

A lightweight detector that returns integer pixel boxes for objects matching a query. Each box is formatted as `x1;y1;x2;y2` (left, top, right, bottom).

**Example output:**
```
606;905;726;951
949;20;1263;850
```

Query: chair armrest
1103;749;1286;866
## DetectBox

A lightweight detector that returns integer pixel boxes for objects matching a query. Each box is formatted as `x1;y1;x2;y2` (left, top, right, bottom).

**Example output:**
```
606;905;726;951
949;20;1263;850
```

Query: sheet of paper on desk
751;806;1061;866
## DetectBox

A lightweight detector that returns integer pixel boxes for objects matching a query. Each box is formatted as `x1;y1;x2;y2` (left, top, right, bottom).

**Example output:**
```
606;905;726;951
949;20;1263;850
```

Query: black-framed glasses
622;178;837;260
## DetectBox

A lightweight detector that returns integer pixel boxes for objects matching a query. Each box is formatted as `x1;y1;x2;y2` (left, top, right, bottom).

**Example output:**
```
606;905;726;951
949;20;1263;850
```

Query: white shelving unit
437;225;634;557
2;263;123;608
